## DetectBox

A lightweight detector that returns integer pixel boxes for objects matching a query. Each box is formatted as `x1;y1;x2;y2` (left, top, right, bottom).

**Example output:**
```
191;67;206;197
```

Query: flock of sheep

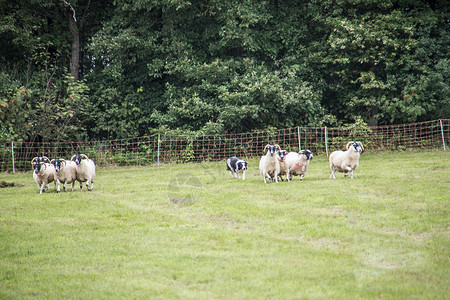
30;141;364;193
227;141;365;182
31;154;96;194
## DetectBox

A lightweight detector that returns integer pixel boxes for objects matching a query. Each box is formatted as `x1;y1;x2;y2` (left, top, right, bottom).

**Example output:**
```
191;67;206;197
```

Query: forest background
0;0;448;143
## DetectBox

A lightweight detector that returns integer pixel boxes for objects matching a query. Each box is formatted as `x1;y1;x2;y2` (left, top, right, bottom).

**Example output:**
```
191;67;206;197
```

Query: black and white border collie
226;157;248;180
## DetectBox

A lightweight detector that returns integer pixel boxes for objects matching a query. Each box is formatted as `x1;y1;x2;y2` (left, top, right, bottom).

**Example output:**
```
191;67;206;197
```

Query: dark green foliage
0;0;448;141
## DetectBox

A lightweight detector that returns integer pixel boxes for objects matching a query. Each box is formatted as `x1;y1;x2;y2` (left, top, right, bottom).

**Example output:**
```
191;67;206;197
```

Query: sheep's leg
242;170;246;180
228;171;233;177
71;182;75;191
56;179;61;193
264;173;272;184
274;172;279;183
300;174;304;181
88;180;94;191
330;166;336;179
344;166;352;178
286;170;290;182
39;183;45;194
79;180;83;190
63;182;67;192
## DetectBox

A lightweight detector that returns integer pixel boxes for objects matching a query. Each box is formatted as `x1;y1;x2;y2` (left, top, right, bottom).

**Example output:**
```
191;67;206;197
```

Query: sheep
226;157;248;180
31;156;51;189
31;156;50;165
50;159;78;192
32;161;56;194
71;154;96;191
329;141;364;179
276;149;288;181
259;144;281;183
284;150;314;181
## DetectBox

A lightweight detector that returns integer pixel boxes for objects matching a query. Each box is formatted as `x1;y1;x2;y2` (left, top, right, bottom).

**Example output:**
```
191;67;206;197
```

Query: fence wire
1;119;448;172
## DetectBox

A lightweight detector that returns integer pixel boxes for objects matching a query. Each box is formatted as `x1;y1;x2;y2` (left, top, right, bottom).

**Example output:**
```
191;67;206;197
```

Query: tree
0;0;109;142
1;0;448;142
312;0;449;125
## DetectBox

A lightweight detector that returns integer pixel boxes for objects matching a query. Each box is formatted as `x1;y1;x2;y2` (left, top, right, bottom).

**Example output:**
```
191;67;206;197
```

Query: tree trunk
69;14;80;82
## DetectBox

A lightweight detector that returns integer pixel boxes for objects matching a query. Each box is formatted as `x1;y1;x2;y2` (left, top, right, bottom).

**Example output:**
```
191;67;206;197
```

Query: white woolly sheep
259;144;281;183
329;141;364;179
276;149;288;181
31;156;51;190
284;150;314;181
32;161;56;194
71;154;96;191
51;159;78;192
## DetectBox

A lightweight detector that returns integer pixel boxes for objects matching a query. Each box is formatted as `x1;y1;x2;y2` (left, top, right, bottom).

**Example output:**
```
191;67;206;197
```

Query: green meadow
0;151;449;299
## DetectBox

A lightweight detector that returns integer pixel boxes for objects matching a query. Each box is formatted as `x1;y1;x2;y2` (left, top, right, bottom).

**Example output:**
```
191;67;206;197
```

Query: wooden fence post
325;127;329;157
297;126;301;151
440;119;446;151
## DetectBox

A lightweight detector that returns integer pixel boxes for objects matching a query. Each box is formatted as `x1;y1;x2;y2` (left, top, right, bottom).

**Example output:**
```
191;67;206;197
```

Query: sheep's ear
346;141;354;149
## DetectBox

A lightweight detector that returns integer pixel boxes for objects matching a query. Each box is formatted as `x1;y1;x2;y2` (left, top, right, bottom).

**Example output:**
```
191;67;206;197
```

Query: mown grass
0;151;449;299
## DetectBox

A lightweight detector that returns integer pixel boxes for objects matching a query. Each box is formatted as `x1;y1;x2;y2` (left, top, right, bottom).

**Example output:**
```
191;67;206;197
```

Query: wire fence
1;119;448;172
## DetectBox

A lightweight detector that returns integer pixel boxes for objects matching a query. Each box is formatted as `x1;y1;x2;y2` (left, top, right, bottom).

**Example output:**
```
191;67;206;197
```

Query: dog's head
237;160;248;171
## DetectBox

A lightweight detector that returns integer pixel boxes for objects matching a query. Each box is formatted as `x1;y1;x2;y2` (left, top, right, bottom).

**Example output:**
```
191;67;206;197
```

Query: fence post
297;126;301;151
157;134;161;166
11;141;15;173
325;127;329;157
440;119;446;151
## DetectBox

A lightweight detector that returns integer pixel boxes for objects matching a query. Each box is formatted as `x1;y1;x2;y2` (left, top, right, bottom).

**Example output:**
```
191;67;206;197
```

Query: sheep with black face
71;154;96;190
51;158;78;192
31;157;56;194
329;141;364;179
259;144;281;183
284;150;314;181
276;149;288;181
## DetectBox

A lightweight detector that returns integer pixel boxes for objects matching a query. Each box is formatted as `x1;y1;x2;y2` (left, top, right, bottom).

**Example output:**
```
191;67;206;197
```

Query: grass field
0;151;449;299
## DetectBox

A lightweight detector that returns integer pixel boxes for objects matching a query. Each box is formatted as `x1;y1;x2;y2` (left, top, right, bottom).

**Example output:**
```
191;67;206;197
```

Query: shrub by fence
1;119;448;172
